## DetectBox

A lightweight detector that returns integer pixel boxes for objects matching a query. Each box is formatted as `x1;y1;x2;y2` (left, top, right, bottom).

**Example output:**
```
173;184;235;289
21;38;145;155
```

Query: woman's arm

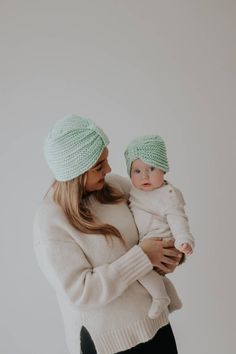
34;223;181;310
34;237;153;311
34;206;159;311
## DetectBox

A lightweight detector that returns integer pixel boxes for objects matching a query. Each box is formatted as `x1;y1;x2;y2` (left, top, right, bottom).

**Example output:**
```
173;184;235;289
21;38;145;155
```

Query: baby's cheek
131;175;139;188
151;174;164;186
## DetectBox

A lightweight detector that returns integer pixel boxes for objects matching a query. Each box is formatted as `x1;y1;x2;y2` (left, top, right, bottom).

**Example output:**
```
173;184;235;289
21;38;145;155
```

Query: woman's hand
139;237;183;274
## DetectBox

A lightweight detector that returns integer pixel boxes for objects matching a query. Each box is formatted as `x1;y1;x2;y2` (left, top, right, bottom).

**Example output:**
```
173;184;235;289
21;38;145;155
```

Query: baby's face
130;159;165;191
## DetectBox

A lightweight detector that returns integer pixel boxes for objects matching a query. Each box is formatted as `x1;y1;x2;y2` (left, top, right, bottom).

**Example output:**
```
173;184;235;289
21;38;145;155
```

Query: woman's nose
104;162;112;174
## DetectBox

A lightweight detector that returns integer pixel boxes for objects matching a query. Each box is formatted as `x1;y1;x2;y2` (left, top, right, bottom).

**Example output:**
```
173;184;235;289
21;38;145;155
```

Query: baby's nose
142;170;149;178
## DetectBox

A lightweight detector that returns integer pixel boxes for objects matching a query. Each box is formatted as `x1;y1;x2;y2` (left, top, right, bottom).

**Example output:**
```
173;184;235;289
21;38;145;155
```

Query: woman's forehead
98;147;109;160
91;147;109;169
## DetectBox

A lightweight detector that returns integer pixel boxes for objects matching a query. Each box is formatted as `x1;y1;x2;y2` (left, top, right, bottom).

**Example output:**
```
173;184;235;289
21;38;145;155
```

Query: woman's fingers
156;262;173;273
163;263;177;273
163;248;181;258
156;261;177;274
162;238;175;247
161;256;179;266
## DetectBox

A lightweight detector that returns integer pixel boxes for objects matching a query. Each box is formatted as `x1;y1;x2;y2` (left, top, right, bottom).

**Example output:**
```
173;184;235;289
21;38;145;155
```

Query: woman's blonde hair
45;174;126;241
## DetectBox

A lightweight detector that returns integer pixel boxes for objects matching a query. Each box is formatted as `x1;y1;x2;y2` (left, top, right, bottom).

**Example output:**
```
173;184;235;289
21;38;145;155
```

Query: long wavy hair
45;173;126;241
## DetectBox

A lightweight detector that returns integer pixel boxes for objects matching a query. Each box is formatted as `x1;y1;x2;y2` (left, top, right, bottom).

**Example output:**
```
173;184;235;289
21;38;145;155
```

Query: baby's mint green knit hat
124;135;169;176
43;115;109;181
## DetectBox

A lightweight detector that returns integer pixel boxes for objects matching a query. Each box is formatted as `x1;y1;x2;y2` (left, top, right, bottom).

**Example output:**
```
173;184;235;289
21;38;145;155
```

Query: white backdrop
1;1;235;353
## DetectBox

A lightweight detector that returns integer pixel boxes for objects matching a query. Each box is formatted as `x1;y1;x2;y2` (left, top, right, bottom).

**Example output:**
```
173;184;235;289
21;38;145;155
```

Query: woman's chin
96;180;105;189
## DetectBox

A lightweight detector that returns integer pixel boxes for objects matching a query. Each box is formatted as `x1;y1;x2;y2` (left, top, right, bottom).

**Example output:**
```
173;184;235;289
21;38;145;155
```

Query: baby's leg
162;277;182;313
139;270;170;319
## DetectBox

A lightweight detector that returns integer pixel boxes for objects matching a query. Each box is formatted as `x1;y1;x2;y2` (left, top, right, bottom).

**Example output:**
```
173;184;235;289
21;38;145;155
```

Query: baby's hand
180;243;193;256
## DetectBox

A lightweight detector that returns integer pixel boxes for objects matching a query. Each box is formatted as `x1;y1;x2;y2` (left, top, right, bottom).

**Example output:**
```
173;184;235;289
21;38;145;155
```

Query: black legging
80;323;178;354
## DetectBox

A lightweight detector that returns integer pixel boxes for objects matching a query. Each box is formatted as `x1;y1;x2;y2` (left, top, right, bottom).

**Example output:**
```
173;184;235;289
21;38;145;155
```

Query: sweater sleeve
164;188;195;250
34;218;152;311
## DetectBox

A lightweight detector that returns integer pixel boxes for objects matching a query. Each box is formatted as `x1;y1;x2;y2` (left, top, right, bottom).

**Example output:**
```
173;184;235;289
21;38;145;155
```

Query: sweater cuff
112;245;153;286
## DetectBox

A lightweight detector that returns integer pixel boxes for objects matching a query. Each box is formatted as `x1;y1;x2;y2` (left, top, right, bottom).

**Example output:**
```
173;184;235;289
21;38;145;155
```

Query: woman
34;115;183;354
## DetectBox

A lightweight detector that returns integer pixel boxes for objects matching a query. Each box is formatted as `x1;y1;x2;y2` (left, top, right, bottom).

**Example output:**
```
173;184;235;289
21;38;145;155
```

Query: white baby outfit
129;180;195;318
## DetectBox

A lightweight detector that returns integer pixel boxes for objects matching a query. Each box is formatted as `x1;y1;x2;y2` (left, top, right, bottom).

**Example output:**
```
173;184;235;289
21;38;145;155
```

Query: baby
124;135;195;319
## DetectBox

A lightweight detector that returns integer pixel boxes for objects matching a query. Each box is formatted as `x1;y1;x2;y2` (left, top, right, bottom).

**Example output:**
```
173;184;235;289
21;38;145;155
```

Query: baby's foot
148;298;170;319
163;277;182;313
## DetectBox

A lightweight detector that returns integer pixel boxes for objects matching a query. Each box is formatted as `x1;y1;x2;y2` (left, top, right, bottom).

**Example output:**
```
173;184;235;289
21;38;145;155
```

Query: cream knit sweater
33;175;169;354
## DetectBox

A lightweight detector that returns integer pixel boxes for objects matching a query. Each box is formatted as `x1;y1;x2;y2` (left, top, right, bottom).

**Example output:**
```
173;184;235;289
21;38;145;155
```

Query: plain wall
1;1;235;353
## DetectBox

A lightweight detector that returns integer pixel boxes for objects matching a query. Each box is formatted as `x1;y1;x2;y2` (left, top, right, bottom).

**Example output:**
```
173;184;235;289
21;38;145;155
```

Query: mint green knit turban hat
124;135;169;176
43;115;109;181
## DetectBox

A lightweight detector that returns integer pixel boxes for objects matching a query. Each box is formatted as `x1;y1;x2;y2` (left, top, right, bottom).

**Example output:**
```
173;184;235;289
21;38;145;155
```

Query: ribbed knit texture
93;310;169;354
43;115;109;181
33;174;170;354
124;135;169;176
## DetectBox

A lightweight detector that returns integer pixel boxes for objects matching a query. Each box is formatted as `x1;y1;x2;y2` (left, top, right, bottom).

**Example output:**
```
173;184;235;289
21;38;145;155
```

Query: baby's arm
164;188;195;256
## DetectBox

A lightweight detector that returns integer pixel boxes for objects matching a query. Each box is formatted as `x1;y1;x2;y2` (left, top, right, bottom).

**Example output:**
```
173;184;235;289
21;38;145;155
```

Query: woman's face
85;147;111;192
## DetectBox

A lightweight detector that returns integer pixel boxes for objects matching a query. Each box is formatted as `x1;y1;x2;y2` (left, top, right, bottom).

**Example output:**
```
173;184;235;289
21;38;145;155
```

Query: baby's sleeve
164;186;195;250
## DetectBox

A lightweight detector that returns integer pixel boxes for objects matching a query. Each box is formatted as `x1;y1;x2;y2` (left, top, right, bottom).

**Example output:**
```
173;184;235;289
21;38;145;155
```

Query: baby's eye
150;166;156;171
134;169;141;174
96;166;103;172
